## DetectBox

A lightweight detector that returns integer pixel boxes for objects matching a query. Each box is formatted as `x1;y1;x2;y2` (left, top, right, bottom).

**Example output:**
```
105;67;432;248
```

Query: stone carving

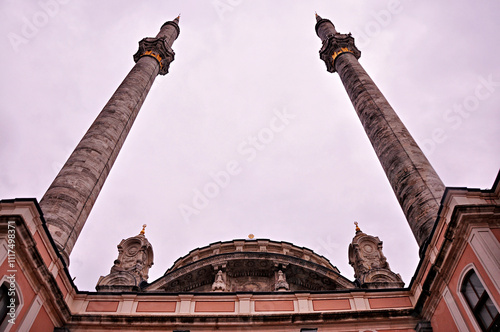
348;223;404;289
212;270;226;292
275;270;290;291
96;225;154;292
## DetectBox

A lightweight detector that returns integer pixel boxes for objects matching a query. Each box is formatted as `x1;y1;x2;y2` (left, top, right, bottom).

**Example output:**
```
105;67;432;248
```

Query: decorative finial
248;234;255;239
315;12;322;22
176;14;180;20
140;224;147;235
354;221;361;233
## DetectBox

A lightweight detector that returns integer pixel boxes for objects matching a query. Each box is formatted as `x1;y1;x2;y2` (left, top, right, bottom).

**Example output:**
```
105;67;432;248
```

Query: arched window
0;278;22;332
0;283;8;323
461;270;500;331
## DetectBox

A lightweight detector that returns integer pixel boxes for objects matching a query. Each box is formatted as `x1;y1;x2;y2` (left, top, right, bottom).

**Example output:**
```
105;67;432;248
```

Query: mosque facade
0;14;499;332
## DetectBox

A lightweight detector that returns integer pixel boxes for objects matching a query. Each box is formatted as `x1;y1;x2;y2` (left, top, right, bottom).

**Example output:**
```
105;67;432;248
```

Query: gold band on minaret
332;47;354;65
140;50;164;69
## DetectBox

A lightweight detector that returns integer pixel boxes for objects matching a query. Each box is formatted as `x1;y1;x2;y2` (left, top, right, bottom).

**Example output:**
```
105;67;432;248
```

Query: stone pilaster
315;15;445;247
39;17;180;265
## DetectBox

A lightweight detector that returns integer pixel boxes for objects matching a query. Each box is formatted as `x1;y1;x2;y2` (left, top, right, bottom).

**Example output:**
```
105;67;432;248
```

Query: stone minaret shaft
39;17;180;265
315;15;445;247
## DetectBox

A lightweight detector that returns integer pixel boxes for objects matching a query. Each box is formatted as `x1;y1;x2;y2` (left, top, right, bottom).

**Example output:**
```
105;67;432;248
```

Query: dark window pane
489;316;500;332
464;280;479;306
479;305;493;329
0;285;8;324
484;297;498;317
469;272;485;297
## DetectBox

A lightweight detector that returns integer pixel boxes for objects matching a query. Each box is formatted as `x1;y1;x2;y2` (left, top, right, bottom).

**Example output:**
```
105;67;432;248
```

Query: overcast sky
1;1;499;291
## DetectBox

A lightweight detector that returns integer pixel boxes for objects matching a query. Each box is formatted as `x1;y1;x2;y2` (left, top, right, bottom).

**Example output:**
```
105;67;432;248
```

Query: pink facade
0;174;498;330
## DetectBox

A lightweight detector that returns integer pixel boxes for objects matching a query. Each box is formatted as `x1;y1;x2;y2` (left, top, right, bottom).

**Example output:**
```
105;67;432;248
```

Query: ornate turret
348;223;404;289
96;225;154;292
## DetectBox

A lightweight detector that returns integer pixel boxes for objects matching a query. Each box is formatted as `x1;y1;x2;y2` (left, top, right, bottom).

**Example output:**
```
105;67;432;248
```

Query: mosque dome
144;239;355;292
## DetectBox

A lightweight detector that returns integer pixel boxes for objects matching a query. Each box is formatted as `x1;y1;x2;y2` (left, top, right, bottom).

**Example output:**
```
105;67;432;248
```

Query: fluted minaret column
39;17;180;265
315;14;445;248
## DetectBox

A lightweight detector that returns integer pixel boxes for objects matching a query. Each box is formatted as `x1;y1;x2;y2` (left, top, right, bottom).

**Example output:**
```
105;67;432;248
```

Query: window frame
0;275;24;332
0;237;24;332
458;264;500;332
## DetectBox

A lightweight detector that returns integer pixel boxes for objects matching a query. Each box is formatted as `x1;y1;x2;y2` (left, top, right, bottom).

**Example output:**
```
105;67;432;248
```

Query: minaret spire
315;15;445;248
315;13;338;42
39;17;180;265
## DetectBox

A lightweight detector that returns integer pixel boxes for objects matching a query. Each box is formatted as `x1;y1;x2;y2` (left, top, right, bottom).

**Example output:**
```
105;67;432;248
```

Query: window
0;278;22;332
300;329;318;332
461;270;500;331
0;284;8;324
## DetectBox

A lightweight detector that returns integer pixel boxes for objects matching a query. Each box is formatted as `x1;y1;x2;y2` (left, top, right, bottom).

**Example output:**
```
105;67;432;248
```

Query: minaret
315;14;445;247
39;17;180;265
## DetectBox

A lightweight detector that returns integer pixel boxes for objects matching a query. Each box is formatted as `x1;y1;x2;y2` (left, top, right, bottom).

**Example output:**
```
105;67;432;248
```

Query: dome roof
145;239;355;292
